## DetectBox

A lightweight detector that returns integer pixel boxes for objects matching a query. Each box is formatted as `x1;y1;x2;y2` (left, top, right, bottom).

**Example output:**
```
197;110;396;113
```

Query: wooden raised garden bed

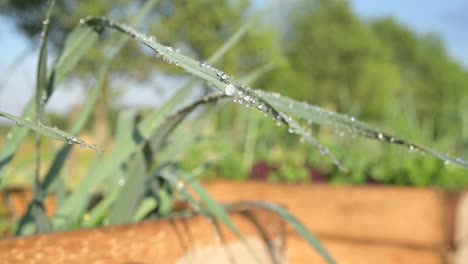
1;180;466;263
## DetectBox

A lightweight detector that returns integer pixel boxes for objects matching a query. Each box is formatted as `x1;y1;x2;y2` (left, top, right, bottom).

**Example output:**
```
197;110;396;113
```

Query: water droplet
257;103;264;110
148;36;156;42
80;144;85;149
91;144;103;153
409;145;415;152
224;84;236;96
118;178;126;186
378;133;384;140
288;127;294;134
276;121;282;126
79;18;85;25
390;137;395;143
444;160;450;166
350;117;356;122
220;73;228;81
16;121;24;127
244;95;251;102
176;180;184;189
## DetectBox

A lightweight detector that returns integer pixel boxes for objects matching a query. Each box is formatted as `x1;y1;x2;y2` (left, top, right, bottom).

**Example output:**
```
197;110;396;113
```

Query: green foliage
266;0;401;120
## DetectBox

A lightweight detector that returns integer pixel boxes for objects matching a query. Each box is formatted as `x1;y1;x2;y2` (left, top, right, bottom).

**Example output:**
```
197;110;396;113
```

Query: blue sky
0;0;467;117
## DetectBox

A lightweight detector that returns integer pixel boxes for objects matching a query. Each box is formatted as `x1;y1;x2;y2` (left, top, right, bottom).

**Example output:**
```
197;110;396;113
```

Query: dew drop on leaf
224;84;236;96
118;178;126;186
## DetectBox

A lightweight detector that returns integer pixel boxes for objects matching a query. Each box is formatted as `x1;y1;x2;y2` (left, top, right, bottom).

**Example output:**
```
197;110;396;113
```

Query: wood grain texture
203;181;452;248
288;235;444;264
0;208;285;264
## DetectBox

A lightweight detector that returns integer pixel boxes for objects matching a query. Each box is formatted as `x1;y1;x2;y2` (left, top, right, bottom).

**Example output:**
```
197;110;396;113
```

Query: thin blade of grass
229;201;336;264
32;0;56;234
207;19;254;64
0;112;98;150
133;197;158;222
108;151;147;225
81;188;120;228
50;26;99;88
169;167;262;263
36;0;55;120
258;91;468;169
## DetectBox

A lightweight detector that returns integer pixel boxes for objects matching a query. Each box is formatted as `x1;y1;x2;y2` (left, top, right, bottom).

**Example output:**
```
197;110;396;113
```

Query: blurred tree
371;18;468;139
264;0;402;120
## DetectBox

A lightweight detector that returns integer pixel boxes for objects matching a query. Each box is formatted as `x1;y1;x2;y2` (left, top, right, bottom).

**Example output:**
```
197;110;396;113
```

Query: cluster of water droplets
199;61;270;113
197;59;348;169
37;122;103;153
265;91;468;168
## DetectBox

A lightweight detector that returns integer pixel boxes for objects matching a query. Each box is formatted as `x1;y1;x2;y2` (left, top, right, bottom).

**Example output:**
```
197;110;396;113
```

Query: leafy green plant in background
1;1;468;264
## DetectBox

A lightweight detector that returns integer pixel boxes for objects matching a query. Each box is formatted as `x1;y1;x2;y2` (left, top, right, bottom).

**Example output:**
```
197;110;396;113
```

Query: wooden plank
288;235;444;264
203;181;452;247
454;192;468;264
0;190;56;219
0;208;285;264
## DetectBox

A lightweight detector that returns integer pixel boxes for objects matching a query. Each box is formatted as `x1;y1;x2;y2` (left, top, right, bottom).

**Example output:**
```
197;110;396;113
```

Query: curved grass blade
258;91;468;169
228;201;336;264
82;17;468;170
0;112;99;151
36;0;55;120
80;17;346;170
